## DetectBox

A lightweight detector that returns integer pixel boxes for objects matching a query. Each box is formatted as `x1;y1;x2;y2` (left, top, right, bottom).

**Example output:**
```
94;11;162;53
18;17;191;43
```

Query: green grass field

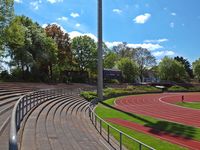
95;97;200;150
176;102;200;109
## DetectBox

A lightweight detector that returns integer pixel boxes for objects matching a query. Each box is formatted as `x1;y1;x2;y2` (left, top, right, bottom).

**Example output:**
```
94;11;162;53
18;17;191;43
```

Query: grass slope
95;97;200;150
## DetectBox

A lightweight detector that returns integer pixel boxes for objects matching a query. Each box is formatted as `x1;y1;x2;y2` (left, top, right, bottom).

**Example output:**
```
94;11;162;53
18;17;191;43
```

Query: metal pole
97;0;103;101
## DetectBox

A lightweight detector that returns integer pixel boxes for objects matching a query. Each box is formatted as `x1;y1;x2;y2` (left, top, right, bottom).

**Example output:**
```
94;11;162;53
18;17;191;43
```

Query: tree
45;24;72;72
133;47;156;82
6;16;58;81
0;0;14;53
104;51;118;69
113;42;135;59
174;56;193;78
158;57;189;82
71;35;97;73
117;58;138;83
192;58;200;82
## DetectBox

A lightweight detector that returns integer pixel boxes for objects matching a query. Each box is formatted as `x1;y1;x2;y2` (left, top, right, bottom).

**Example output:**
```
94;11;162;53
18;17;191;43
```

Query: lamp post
97;0;103;101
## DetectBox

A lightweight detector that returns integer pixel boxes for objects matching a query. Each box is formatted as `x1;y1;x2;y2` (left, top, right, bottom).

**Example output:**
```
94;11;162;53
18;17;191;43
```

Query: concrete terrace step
20;94;113;150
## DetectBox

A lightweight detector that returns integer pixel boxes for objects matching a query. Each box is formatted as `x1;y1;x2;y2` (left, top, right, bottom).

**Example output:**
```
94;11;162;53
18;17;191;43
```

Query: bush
80;91;97;101
168;85;187;92
81;86;162;101
188;86;200;92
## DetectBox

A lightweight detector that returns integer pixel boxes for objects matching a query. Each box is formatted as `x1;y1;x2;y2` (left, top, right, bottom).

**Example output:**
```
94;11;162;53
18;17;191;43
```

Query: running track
115;93;200;127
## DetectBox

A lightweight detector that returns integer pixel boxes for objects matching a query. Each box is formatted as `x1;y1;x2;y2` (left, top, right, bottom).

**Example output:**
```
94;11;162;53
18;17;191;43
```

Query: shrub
168;85;187;92
81;86;162;101
80;91;97;101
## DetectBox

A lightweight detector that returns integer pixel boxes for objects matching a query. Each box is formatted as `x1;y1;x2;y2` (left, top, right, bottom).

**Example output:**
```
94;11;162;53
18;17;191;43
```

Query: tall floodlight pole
97;0;103;101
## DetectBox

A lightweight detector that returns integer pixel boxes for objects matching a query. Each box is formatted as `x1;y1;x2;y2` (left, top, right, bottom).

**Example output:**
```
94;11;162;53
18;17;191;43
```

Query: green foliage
158;57;189;82
174;56;193;78
0;70;11;80
168;85;187;92
80;91;97;101
104;51;118;69
193;58;200;82
6;16;58;81
117;58;138;83
80;86;162;101
71;35;97;73
0;0;14;52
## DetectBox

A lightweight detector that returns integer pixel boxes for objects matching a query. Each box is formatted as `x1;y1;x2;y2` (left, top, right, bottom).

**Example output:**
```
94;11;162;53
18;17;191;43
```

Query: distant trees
104;51;118;69
158;57;188;82
117;58;138;83
174;56;193;78
134;47;156;82
1;5;199;84
193;58;200;82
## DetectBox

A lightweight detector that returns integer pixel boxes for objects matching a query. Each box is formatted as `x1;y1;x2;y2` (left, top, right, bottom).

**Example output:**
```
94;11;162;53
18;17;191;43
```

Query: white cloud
127;43;162;51
70;12;80;18
30;0;42;10
75;23;81;27
105;42;123;48
171;12;176;16
113;9;122;14
57;16;68;21
170;22;175;28
152;50;175;57
42;24;48;28
105;42;162;51
133;13;151;24
14;0;23;3
47;0;63;4
69;31;97;42
144;38;168;43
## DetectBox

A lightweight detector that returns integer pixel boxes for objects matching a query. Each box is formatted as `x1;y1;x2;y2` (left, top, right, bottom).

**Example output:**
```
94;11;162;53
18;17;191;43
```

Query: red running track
115;93;200;127
107;118;200;150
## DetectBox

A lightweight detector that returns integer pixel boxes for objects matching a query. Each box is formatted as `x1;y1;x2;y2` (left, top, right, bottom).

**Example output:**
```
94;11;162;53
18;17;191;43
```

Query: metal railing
9;88;82;150
88;99;155;150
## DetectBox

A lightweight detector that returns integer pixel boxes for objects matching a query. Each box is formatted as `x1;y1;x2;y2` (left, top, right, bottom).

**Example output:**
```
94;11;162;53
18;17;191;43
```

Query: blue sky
14;0;200;63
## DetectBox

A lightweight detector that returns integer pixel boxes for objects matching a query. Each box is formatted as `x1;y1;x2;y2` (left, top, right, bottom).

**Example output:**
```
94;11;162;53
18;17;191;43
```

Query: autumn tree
45;24;72;73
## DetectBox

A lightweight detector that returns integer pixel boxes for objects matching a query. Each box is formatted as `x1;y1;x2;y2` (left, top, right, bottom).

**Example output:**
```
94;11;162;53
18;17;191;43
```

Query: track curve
115;93;200;127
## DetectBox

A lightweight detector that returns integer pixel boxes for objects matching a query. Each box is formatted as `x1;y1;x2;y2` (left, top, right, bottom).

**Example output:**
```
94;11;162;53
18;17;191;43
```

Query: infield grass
176;102;200;109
